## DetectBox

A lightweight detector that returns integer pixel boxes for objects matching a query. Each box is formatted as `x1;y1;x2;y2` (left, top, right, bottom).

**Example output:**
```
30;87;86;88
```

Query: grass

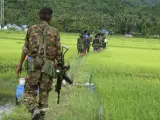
0;31;101;120
82;37;160;120
1;30;160;120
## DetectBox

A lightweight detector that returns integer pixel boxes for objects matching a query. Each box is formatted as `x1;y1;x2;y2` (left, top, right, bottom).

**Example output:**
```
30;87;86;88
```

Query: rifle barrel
63;74;73;84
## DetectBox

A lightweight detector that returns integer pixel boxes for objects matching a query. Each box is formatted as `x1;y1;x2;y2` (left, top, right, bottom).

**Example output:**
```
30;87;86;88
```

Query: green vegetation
4;0;160;35
0;31;101;120
1;31;160;119
82;37;160;119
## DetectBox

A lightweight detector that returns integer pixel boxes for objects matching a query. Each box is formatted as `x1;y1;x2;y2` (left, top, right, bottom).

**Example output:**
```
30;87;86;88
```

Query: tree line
4;0;160;36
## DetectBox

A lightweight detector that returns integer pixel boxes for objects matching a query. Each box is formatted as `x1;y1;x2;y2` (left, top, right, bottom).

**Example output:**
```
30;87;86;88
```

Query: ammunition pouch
25;57;43;72
25;59;35;72
41;60;57;78
34;57;43;69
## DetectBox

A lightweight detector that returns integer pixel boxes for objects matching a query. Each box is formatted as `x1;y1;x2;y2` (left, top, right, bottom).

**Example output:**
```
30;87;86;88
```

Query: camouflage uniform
99;35;103;48
77;36;84;54
92;37;100;51
23;21;61;112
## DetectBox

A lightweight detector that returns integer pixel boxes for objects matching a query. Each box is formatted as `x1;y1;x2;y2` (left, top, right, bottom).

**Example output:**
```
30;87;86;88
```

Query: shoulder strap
43;26;49;60
38;26;49;59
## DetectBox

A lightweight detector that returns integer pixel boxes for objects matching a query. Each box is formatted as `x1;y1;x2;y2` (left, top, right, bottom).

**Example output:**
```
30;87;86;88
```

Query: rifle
55;45;73;104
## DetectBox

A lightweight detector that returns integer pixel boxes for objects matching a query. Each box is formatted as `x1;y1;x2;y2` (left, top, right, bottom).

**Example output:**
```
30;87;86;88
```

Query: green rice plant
0;31;101;120
81;36;160;120
1;31;160;119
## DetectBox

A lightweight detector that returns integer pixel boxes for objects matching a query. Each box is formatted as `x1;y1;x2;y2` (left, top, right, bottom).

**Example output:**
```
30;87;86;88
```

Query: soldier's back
27;22;60;60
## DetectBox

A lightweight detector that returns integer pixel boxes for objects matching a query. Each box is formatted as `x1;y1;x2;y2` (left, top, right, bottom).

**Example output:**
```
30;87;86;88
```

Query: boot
32;107;41;120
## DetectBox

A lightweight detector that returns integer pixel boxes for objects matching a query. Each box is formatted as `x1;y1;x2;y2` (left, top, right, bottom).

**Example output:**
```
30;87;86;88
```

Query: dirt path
46;56;85;120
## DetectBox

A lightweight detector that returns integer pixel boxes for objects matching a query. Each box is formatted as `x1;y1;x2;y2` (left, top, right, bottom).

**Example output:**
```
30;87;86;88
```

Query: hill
4;0;160;35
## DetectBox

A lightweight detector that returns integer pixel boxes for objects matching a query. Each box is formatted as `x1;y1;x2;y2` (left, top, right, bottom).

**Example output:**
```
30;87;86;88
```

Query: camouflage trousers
77;46;83;53
23;69;53;112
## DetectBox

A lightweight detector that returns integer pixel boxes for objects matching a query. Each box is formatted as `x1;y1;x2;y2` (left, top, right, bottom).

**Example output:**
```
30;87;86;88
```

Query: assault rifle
55;45;73;104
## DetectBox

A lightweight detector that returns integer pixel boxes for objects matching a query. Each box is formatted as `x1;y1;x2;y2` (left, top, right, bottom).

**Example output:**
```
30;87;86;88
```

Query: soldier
101;33;107;49
99;33;105;50
92;34;100;51
77;33;84;56
83;30;89;55
87;33;92;53
98;33;106;51
16;8;61;120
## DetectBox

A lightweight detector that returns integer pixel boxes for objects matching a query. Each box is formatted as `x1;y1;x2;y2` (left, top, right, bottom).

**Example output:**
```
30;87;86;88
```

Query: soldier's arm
19;28;30;66
16;28;30;77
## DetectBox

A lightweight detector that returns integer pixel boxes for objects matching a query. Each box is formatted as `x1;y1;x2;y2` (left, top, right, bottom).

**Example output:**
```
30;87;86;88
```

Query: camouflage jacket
92;38;100;48
77;37;84;47
23;21;61;61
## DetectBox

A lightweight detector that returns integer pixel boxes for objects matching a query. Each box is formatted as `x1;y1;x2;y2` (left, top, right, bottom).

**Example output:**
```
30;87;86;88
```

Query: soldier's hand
16;64;22;78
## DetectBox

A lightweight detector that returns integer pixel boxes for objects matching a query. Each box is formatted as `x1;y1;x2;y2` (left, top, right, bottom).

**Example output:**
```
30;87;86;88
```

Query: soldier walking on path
16;7;62;120
77;33;84;56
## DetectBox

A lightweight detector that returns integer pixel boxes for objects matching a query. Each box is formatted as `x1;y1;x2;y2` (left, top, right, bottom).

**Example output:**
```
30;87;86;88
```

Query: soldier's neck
40;20;49;25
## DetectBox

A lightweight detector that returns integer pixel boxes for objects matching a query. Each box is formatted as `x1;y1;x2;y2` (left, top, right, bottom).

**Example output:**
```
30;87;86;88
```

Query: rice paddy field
0;30;160;120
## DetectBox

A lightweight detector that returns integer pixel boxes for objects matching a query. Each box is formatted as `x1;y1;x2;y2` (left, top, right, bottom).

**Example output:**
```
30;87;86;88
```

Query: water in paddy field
0;104;13;120
0;95;14;120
